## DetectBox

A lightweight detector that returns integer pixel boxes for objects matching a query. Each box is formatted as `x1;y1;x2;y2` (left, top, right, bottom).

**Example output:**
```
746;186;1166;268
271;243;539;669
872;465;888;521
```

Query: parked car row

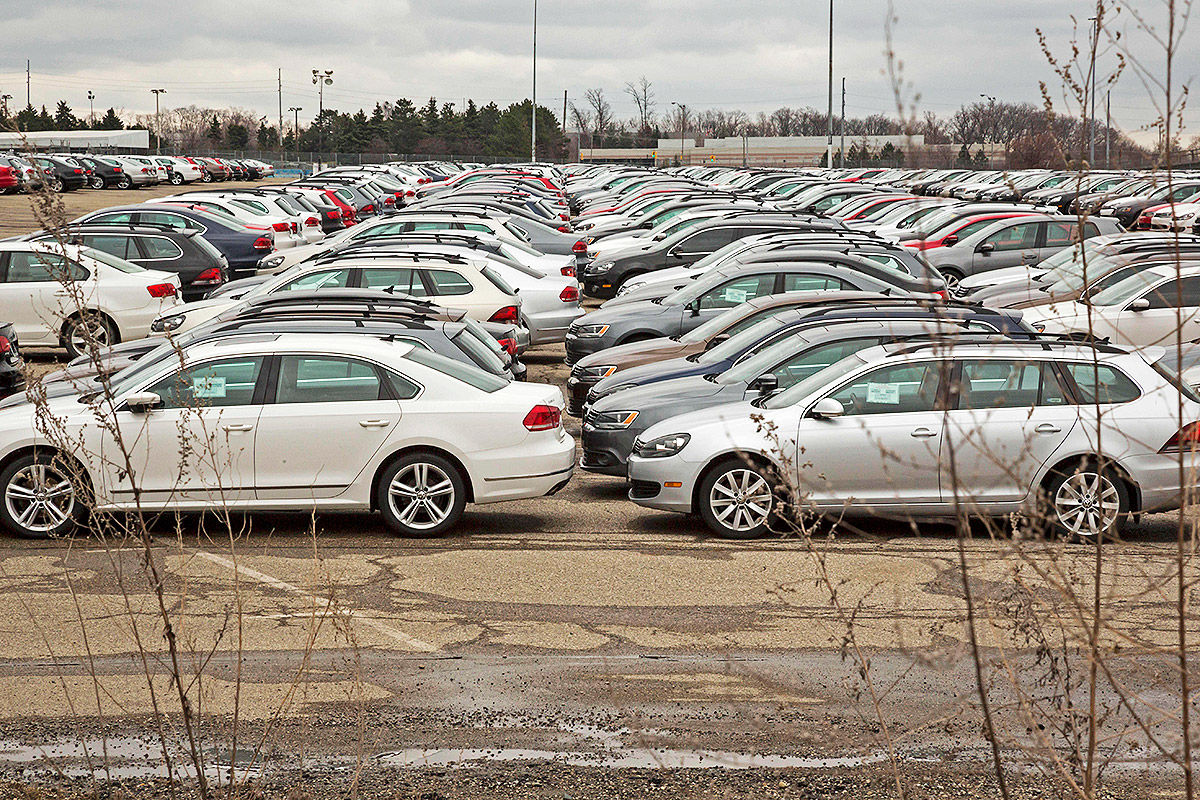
0;152;275;193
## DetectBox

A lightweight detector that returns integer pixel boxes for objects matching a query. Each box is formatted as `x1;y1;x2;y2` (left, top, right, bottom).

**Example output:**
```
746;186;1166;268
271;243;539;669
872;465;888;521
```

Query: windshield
762;354;866;409
655;215;712;239
698;314;790;364
718;331;814;384
1047;251;1120;292
680;302;759;343
1089;270;1166;306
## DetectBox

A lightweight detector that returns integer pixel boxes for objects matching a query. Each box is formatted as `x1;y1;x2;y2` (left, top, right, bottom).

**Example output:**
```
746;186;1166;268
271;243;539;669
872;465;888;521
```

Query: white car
243;159;275;178
150;255;521;335
105;156;159;187
153;156;205;185
1024;263;1200;348
146;196;306;249
180;191;326;246
0;334;573;539
0;241;182;358
122;155;170;184
1148;202;1200;232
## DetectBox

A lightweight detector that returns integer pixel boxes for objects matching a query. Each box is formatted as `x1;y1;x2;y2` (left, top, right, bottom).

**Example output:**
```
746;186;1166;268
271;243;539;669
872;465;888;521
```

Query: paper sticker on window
723;288;748;304
866;382;900;404
193;376;227;398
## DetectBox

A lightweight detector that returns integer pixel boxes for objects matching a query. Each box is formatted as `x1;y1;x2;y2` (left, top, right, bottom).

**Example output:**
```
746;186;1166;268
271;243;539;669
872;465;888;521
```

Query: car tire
940;268;965;290
697;457;781;540
1042;461;1129;541
0;452;89;539
201;172;213;183
50;177;64;193
90;176;105;190
376;452;466;538
115;175;132;190
61;314;116;360
170;171;184;185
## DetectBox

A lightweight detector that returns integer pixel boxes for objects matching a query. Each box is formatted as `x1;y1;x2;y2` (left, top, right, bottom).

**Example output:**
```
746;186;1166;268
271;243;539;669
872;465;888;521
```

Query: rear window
1062;362;1141;404
480;266;517;296
402;345;509;392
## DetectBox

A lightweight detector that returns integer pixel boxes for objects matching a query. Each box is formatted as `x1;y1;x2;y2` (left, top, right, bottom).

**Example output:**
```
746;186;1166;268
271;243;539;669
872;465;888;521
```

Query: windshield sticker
866;382;901;404
723;288;748;304
193;376;227;399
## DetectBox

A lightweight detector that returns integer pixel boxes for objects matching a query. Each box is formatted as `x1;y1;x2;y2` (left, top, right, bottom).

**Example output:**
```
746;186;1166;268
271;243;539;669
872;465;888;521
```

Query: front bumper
526;306;586;346
564;333;613;366
626;453;699;513
565;375;599;415
580;423;639;477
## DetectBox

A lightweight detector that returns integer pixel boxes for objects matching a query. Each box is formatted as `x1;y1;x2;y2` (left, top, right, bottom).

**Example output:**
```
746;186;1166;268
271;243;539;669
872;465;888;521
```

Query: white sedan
0;242;183;358
1024;263;1200;348
0;334;573;539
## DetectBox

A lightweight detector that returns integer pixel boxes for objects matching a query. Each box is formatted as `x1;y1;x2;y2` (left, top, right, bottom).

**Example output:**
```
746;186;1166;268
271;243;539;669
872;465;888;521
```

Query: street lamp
825;0;834;169
288;106;303;167
312;69;333;158
530;0;537;163
87;90;95;128
670;101;685;165
150;88;166;155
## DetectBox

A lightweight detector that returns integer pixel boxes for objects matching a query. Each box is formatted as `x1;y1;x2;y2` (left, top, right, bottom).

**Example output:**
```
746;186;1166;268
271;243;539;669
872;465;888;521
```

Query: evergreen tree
206;115;223;145
97;107;124;130
15;105;37;131
53;101;80;130
36;105;54;129
226;123;249;149
256;125;278;149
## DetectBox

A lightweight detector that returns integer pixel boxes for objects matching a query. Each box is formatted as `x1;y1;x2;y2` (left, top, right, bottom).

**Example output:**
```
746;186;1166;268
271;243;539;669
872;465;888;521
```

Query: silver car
628;339;1200;539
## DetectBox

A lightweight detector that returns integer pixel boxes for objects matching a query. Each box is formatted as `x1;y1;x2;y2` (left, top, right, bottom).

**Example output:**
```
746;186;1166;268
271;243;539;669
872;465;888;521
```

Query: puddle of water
0;737;261;783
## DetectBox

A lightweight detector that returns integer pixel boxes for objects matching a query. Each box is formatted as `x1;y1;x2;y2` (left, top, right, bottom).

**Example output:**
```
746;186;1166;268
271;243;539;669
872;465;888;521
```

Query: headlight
577;364;617;379
573;324;610;338
590;261;615;274
151;313;186;333
635;433;691;459
589;410;640;429
258;254;286;270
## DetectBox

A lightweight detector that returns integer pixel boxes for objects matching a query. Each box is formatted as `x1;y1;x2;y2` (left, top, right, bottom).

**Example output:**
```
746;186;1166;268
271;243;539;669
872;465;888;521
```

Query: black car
0;322;23;398
24;225;228;301
72;204;274;280
580;214;841;298
74;155;127;190
27;155;88;192
1097;181;1200;229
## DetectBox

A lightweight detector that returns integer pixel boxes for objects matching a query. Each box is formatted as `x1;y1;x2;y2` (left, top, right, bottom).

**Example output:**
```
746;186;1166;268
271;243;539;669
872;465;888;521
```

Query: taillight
497;337;518;356
272;222;289;232
193;267;223;285
305;216;319;227
523;404;562;431
935;289;949;300
363;204;375;213
418;177;430;184
112;166;122;172
290;222;299;233
327;209;341;220
559;285;579;303
557;225;570;233
72;169;82;174
0;336;11;355
489;305;519;324
560;265;576;277
252;236;273;251
147;283;177;298
1162;422;1200;452
571;240;587;254
384;196;396;205
559;213;569;221
405;190;415;197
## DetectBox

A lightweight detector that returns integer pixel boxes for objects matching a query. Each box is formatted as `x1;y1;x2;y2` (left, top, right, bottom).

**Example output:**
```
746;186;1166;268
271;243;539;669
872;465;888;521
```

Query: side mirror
1129;297;1151;312
689;299;701;317
672;250;685;260
123;391;161;413
943;235;959;247
810;397;845;419
977;242;995;255
749;373;779;394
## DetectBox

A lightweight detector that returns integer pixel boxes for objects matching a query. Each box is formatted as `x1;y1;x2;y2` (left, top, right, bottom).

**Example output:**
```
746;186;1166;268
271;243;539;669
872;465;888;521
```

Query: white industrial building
0;129;150;150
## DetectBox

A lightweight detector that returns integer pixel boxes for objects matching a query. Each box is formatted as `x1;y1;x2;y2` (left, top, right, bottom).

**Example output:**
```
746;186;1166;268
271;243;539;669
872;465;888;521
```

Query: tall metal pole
312;69;333;160
289;106;302;166
87;91;95;128
151;88;166;155
26;60;30;108
825;0;834;168
1105;89;1111;168
1087;15;1099;167
278;68;284;151
531;0;537;163
840;77;846;167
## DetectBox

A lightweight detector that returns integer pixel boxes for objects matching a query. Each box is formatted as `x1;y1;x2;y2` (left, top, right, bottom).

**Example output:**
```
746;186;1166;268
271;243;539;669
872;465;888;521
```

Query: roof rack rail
886;332;1127;357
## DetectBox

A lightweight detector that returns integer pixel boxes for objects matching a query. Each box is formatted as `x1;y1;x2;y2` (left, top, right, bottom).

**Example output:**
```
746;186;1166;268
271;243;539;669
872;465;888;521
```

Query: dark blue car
72;204;274;279
585;303;1034;407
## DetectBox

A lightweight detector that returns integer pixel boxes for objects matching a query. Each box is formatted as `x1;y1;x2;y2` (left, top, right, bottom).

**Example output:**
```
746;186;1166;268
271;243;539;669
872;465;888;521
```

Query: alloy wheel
387;462;455;531
1053;471;1120;537
4;462;75;535
709;468;773;533
67;317;110;355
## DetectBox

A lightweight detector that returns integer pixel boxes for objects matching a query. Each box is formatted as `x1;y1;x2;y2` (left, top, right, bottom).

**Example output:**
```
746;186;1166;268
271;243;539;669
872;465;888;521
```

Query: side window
353;222;405;239
812;193;851;212
139;212;191;231
953;218;1001;240
424;269;474;296
146;357;263;409
864;254;912;275
80;235;137;261
826;361;943;416
361;267;426;296
1141;276;1200;309
1082;222;1101;239
982;221;1040;251
135;237;184;260
383;369;422;400
676;228;735;255
698;274;775;310
956;359;1068;409
1063;363;1141;404
410;222;455;232
276;268;352;292
773;339;878;389
5;252;87;282
1043;222;1079;249
782;273;845;292
275;356;384;404
723;306;781;335
88;212;136;227
461;223;493;233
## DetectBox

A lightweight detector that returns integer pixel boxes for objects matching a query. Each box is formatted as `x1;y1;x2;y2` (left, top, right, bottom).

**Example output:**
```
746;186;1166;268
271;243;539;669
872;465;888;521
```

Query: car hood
590;374;726;413
590;238;659;263
575;299;677;328
575;336;694;371
209;274;271;298
639;400;758;442
591;355;715;399
958;264;1049;292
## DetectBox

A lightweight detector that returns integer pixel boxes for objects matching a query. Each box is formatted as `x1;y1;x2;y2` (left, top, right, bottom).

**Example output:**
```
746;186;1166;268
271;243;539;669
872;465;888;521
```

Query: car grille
629;480;661;500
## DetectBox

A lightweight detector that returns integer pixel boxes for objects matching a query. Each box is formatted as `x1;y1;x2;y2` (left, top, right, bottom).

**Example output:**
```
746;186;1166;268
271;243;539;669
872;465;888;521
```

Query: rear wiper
703;373;719;382
650;297;663;304
686;353;702;362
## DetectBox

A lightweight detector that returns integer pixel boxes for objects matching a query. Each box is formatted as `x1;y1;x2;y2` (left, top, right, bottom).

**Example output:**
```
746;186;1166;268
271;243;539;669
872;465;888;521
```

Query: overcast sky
0;1;1194;145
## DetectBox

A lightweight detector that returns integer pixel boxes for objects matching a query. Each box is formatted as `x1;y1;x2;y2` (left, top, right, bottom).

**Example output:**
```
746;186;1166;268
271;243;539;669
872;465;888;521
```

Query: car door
97;356;267;505
797;359;948;508
970;220;1042;275
666;227;737;267
1112;275;1200;346
0;251;89;344
78;234;144;266
941;358;1076;503
252;354;407;499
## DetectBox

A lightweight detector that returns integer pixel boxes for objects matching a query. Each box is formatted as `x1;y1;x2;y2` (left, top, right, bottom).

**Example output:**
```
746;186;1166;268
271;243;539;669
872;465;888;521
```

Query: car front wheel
698;459;779;540
0;453;87;539
1044;463;1129;540
377;453;466;538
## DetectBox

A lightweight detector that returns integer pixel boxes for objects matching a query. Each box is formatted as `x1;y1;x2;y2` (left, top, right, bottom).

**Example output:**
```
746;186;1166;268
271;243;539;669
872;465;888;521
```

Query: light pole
87;90;95;128
312;69;333;157
530;0;537;163
288;106;302;166
150;88;166;154
670;101;685;165
979;93;996;164
1087;15;1100;167
825;0;834;169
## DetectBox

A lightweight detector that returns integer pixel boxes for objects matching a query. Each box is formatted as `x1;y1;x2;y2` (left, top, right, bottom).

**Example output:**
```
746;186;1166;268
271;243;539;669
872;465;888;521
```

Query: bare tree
584;88;614;148
623;76;656;136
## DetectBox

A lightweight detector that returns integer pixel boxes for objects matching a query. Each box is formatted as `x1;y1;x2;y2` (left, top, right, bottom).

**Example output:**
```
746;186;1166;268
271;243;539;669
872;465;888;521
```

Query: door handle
358;419;391;428
1034;423;1062;434
910;427;938;438
222;423;254;432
